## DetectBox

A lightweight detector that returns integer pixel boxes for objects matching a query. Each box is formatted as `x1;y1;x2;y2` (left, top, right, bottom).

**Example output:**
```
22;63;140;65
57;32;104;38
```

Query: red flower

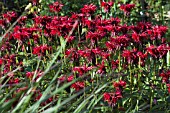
73;65;95;76
9;78;20;84
160;70;170;83
120;4;135;15
0;58;3;65
106;41;116;50
132;32;147;43
101;52;110;60
119;80;126;87
109;17;120;26
103;92;111;102
71;81;85;91
86;31;106;41
118;24;129;34
26;70;43;81
153;25;168;38
111;60;119;69
101;1;114;13
49;1;63;13
26;72;34;79
81;4;97;15
113;80;126;88
31;0;38;5
167;84;170;94
2;11;17;23
67;75;74;82
33;45;51;56
58;75;67;83
0;19;5;28
97;61;106;74
111;35;129;49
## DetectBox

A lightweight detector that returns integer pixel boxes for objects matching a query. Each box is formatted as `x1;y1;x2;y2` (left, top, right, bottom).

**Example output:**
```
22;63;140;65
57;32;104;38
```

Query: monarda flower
111;60;119;69
118;24;129;34
81;4;97;16
131;32;147;43
159;70;170;83
2;11;17;23
33;45;51;56
110;35;129;49
152;25;168;38
113;80;126;89
97;61;106;74
103;91;123;107
166;84;170;94
86;31;106;41
107;17;120;26
122;49;137;64
0;58;3;65
65;48;79;60
71;81;85;91
101;1;114;13
120;4;135;15
73;65;95;76
0;19;5;28
49;1;63;13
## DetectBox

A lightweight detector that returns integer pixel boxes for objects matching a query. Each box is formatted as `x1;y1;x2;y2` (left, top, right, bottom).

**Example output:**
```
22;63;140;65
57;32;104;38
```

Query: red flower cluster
146;44;169;59
122;48;147;66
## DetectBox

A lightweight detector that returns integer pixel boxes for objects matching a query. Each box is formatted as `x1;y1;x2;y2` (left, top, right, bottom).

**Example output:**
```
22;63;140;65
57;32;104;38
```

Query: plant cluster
0;0;170;112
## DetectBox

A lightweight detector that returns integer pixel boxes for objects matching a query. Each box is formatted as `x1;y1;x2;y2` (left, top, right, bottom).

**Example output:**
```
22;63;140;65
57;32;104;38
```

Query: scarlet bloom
97;61;106;74
119;80;126;87
103;92;123;106
167;84;170;94
118;24;129;34
103;92;111;102
58;75;67;83
132;32;147;43
49;1;63;13
33;45;51;56
9;78;20;84
101;1;114;13
81;4;97;15
67;75;74;82
71;81;85;91
113;80;126;88
110;35;129;49
2;11;17;23
120;4;135;15
0;58;3;65
0;19;5;28
73;65;94;76
26;70;43;81
111;60;119;69
109;17;120;26
159;70;170;83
